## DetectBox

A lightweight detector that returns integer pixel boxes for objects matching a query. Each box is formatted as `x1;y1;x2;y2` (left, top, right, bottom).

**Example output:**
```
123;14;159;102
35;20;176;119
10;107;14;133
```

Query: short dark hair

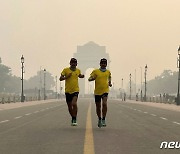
100;58;107;64
70;58;77;63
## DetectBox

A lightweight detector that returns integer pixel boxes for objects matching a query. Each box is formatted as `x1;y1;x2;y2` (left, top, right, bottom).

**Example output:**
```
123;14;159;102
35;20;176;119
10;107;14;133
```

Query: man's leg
95;101;101;119
95;95;101;119
71;92;79;126
71;96;78;118
67;103;73;117
102;94;108;127
95;95;102;127
102;96;107;118
65;93;73;117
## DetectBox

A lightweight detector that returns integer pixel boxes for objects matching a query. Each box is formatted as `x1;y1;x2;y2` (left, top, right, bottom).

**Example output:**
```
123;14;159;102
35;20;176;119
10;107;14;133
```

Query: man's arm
88;76;95;81
108;73;112;87
59;73;72;81
88;70;96;81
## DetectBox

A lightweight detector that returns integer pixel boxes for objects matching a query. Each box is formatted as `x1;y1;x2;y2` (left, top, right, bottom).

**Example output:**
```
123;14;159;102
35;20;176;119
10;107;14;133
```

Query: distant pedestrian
59;58;84;126
88;58;112;128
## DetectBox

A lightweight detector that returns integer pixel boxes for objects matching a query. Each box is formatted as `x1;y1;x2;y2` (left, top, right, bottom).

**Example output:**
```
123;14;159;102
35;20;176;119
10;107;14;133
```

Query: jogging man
88;58;112;128
59;58;84;126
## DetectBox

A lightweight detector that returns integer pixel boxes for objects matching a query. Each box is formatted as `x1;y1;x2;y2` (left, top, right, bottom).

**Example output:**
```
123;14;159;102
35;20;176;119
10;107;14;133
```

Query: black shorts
95;93;108;103
65;92;79;103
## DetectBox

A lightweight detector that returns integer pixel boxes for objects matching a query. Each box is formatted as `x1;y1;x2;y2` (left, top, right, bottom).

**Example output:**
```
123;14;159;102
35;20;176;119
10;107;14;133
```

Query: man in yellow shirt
60;58;84;126
88;58;112;128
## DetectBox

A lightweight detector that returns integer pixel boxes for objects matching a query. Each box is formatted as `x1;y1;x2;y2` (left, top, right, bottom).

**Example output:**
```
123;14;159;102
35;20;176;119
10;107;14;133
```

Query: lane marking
160;117;168;120
150;114;157;116
84;103;95;154
173;121;180;125
14;116;22;119
144;112;148;114
25;113;32;116
0;120;9;123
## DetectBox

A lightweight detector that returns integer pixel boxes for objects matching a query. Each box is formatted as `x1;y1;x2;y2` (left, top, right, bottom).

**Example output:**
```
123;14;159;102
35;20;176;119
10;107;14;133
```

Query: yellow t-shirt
61;67;81;94
90;69;111;95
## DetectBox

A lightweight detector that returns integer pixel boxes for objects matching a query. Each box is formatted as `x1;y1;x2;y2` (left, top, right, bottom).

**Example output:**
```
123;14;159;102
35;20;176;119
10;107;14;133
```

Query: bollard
13;96;16;103
8;97;10;103
2;97;5;104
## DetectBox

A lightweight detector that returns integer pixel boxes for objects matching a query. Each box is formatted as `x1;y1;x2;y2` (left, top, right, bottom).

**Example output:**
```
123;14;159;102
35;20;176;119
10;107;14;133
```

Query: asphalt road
0;99;180;154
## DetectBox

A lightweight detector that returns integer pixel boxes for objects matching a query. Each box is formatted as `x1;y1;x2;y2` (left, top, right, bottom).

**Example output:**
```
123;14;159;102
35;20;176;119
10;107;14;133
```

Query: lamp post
144;64;148;102
177;46;180;105
140;67;143;101
60;81;62;99
129;73;132;100
38;67;42;100
21;55;25;102
121;78;123;100
55;75;57;99
43;69;46;100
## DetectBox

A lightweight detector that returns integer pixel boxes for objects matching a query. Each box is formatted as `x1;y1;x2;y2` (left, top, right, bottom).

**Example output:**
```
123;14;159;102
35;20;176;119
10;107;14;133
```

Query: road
0;98;180;154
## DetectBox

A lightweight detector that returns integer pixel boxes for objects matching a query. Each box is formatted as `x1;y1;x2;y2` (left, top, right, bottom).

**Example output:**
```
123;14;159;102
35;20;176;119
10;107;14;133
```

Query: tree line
147;69;178;96
0;57;55;94
0;57;178;96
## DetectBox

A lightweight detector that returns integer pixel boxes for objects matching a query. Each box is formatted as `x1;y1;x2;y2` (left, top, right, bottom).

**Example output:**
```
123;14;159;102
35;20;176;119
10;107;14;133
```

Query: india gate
73;41;110;96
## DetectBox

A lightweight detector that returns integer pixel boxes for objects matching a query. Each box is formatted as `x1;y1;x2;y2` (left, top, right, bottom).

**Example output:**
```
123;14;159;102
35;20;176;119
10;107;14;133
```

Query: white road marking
173;121;180;125
160;117;168;120
25;113;32;116
144;112;148;114
14;116;22;119
150;114;157;116
0;120;9;123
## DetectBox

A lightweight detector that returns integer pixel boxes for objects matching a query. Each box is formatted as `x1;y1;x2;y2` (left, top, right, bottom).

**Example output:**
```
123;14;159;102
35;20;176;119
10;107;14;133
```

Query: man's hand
88;76;95;81
79;74;85;78
59;73;72;81
109;81;112;87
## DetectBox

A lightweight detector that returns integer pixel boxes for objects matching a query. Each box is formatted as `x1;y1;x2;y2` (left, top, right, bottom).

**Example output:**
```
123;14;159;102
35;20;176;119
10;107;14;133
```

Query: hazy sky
0;0;180;90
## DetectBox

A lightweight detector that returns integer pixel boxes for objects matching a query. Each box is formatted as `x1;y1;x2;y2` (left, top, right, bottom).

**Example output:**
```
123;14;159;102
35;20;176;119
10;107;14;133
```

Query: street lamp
121;78;123;100
55;76;57;99
38;66;42;100
44;69;46;100
60;80;63;99
140;67;143;101
144;64;148;102
21;55;25;102
177;46;180;105
129;73;132;100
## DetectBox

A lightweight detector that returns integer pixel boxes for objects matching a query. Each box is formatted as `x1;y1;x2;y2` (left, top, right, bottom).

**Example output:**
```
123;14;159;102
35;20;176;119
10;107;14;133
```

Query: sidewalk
126;99;180;112
0;99;62;110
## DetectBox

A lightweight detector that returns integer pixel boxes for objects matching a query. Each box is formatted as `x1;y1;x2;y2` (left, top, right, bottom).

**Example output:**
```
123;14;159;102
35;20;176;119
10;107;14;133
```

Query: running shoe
71;119;78;126
102;119;106;127
98;119;102;128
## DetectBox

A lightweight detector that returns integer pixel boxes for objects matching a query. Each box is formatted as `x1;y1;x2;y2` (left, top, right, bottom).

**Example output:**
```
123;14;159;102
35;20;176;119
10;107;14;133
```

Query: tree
147;70;177;95
24;70;55;90
0;59;12;92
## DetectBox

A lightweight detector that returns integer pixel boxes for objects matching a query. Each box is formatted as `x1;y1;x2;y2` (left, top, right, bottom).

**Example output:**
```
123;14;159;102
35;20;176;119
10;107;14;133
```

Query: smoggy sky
0;0;180;90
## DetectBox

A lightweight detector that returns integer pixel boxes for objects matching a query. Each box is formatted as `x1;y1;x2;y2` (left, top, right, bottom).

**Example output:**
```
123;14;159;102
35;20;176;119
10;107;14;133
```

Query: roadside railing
130;95;176;104
0;95;61;104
